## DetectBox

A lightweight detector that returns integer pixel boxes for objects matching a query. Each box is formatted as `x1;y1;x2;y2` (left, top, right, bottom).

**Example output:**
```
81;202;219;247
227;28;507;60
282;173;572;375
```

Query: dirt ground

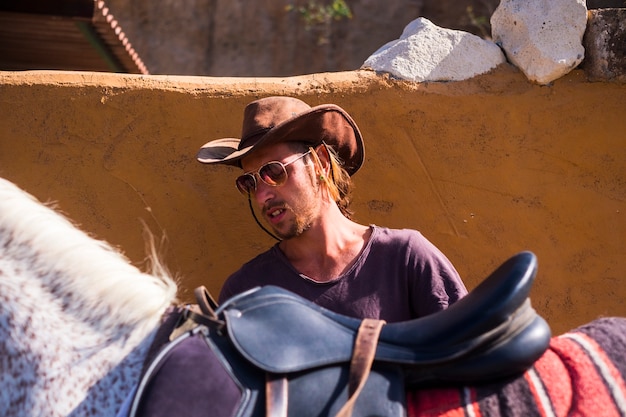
0;65;624;334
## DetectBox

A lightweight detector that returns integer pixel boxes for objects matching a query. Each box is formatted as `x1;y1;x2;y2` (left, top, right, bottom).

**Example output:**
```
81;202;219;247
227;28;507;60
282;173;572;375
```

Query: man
196;96;467;322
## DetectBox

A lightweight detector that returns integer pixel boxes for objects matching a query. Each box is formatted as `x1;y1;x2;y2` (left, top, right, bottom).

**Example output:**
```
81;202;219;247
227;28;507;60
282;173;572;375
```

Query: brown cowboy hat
196;96;364;176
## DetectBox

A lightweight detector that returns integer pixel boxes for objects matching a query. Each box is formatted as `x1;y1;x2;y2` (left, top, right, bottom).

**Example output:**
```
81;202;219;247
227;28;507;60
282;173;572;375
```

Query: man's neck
278;210;371;282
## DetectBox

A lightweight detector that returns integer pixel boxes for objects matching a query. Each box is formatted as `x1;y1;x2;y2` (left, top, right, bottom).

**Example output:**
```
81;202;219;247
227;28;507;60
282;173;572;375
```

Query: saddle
129;251;551;417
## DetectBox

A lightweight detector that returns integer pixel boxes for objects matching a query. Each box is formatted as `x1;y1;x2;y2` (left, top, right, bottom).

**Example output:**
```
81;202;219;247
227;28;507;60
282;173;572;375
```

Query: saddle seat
216;251;551;385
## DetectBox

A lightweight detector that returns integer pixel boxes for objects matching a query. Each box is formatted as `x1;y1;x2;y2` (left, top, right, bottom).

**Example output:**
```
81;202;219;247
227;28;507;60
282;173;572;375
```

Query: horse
0;177;178;417
1;175;625;417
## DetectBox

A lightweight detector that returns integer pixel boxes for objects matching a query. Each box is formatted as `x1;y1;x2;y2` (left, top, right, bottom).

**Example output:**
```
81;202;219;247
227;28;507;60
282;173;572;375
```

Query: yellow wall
1;67;624;334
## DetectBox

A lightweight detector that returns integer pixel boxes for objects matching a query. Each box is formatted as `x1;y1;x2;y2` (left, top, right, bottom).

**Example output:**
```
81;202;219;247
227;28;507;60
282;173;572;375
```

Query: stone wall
104;0;499;76
101;0;623;77
0;66;624;334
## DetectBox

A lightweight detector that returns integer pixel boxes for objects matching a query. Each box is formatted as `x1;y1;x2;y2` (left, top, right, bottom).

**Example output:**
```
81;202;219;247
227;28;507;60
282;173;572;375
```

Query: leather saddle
130;251;551;417
214;251;550;384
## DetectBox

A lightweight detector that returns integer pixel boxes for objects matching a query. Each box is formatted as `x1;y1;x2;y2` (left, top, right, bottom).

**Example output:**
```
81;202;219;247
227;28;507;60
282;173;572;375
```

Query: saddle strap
264;318;385;417
336;318;386;417
194;286;219;318
266;374;288;417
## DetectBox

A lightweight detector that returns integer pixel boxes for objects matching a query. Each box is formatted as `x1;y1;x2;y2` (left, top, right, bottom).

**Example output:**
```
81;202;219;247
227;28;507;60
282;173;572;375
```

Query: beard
262;168;323;240
265;182;321;240
269;203;313;240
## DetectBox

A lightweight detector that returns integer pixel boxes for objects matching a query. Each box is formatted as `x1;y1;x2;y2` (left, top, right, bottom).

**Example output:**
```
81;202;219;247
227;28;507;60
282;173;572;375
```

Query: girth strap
336;318;386;417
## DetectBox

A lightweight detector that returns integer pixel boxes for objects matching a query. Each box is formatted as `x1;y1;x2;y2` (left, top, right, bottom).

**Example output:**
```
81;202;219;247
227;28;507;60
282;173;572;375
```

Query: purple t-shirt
218;225;467;322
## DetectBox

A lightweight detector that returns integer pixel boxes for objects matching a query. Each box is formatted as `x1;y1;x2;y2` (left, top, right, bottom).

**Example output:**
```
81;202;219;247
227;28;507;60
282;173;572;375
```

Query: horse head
0;177;178;417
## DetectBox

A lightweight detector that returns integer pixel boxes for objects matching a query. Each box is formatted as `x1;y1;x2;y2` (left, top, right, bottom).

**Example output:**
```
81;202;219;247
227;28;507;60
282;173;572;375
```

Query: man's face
240;143;322;240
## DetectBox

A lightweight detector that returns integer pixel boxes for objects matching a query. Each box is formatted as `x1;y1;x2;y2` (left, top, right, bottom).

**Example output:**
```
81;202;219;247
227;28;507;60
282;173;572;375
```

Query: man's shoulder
232;246;283;275
371;225;426;244
369;225;446;260
219;245;287;302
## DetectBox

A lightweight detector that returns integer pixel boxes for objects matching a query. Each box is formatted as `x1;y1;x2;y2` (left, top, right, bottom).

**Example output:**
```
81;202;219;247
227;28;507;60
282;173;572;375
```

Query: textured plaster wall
0;67;624;334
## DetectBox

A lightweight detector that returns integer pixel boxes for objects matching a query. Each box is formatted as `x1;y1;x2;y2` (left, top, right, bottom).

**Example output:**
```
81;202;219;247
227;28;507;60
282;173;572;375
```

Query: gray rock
491;0;587;85
582;8;626;82
362;18;506;82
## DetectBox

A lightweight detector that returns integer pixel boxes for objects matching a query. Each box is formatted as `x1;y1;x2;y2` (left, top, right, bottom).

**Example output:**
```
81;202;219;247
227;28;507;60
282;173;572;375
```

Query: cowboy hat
196;96;364;175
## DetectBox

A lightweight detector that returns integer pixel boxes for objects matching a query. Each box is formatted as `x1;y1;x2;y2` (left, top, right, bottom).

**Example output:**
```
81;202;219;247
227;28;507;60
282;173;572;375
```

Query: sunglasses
235;149;313;195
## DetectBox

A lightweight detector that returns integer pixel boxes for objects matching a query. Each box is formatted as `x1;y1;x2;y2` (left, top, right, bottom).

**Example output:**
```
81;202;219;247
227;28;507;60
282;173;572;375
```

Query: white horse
0;177;178;417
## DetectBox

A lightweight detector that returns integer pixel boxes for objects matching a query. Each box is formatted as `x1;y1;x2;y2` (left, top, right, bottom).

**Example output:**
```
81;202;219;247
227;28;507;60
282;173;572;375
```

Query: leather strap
194;285;219;318
188;286;225;333
264;318;385;417
336;318;386;417
266;373;288;417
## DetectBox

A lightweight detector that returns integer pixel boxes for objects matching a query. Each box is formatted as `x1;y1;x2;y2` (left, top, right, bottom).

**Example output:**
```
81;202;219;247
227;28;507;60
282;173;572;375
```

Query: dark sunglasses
235;149;313;195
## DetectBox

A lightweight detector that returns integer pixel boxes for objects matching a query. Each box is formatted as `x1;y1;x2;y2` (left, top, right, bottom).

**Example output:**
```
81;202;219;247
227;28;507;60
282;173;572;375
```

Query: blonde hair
293;141;355;219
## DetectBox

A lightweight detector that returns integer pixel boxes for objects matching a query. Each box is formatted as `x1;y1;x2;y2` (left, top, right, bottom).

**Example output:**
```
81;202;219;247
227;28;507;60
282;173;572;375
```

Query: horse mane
0;178;178;331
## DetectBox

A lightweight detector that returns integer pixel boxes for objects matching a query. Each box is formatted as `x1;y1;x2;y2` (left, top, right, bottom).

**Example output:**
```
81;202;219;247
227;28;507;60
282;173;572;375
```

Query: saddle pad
407;317;626;417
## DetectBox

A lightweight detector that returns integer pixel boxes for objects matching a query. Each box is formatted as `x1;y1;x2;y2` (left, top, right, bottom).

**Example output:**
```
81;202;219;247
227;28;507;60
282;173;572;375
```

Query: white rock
362;18;507;82
491;0;587;85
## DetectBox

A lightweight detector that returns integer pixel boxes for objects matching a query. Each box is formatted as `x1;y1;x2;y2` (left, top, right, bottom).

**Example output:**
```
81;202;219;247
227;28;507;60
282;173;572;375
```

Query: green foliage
466;6;491;39
286;0;352;28
285;0;353;44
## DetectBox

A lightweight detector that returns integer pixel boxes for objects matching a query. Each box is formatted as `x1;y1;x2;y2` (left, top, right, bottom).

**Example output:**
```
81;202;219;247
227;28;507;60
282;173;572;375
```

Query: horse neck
0;178;178;416
0;177;178;334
